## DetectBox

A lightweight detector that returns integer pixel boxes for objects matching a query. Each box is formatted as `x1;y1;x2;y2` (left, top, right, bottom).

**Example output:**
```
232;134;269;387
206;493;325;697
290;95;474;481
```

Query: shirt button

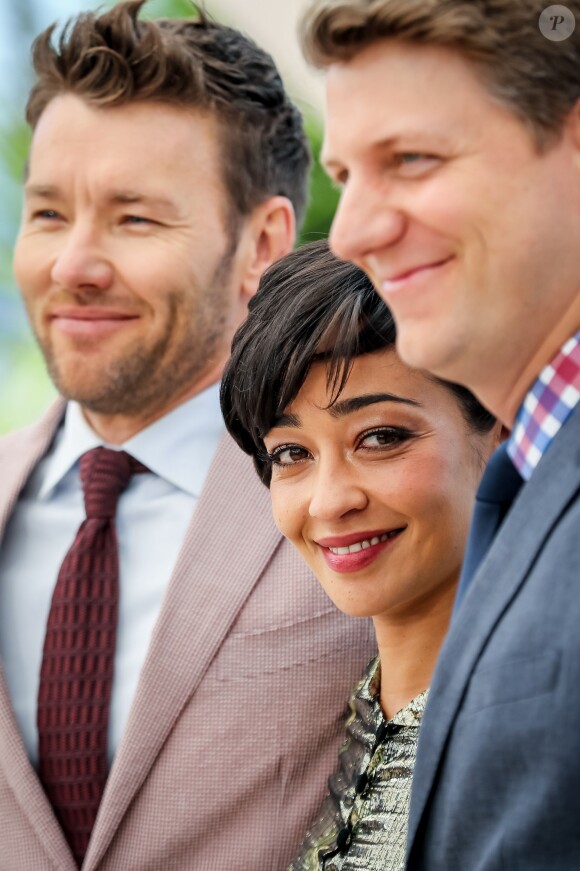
375;722;388;743
355;772;368;794
336;825;352;853
376;721;401;744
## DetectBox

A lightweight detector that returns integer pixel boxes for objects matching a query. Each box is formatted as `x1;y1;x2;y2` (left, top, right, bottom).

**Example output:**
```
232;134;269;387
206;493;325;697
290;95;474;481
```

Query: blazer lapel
0;401;77;871
85;434;282;869
407;408;580;853
0;401;65;539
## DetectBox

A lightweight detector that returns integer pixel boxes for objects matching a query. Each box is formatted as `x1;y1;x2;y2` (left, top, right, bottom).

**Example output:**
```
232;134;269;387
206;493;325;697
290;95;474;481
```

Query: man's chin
44;345;152;413
47;366;134;415
54;387;132;416
394;324;438;372
395;323;467;383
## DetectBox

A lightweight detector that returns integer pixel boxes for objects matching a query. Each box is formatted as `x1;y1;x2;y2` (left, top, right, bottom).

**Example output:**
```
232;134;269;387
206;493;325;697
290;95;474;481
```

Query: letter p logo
539;5;576;40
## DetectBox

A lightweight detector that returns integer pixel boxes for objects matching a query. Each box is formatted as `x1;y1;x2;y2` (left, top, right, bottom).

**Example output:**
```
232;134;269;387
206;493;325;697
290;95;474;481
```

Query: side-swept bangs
221;240;396;484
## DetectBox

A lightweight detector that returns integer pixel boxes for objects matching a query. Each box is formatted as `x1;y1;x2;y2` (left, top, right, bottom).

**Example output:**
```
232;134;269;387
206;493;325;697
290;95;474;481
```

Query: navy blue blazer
406;405;580;870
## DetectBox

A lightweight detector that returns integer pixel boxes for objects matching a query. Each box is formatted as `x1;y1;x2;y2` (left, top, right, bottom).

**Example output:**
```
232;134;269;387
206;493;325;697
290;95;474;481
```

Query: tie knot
79;447;147;519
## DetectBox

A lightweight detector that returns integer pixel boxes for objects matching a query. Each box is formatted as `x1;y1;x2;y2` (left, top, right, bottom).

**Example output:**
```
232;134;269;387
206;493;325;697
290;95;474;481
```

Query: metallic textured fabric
289;658;427;871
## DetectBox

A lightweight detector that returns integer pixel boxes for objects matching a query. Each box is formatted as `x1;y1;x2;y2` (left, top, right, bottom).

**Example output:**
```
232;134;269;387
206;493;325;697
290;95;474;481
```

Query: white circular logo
539;5;576;40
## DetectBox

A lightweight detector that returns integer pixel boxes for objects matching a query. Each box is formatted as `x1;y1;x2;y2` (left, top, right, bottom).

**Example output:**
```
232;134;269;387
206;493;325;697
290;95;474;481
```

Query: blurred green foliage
299;117;339;245
1;117;30;182
0;0;338;435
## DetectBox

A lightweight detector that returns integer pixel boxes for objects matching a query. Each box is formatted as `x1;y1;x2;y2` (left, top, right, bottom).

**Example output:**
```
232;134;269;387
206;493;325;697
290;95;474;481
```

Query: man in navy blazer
300;0;580;867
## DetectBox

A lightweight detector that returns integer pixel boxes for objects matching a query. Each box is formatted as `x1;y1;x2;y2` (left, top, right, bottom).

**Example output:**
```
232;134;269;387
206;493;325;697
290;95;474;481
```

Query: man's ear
240;196;296;299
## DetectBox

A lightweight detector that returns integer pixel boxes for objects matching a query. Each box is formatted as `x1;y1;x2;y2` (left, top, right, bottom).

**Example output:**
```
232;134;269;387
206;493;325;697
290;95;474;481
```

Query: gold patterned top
288;657;428;871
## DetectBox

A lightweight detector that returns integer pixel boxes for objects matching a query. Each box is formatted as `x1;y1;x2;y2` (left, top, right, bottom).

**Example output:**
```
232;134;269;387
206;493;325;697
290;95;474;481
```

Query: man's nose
329;179;406;267
50;225;114;292
308;457;368;522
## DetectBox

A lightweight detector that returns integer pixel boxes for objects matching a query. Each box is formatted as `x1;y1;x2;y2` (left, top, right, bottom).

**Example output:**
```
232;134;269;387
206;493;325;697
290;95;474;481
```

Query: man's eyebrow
108;190;179;212
370;130;452;150
328;392;421;418
269;393;420;430
24;183;62;199
322;129;453;170
23;185;180;214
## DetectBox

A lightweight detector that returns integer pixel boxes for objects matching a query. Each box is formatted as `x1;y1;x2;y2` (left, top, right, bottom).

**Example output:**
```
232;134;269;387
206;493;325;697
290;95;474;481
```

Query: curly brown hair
26;0;310;224
301;0;580;148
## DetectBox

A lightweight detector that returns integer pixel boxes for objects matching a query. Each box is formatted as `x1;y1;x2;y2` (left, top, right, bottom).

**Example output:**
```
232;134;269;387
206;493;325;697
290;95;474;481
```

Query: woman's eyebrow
269;393;420;430
328;392;421;418
271;412;301;429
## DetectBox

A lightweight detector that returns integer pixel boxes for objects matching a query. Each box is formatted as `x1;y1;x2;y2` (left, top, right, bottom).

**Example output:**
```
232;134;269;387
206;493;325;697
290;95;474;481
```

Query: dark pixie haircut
221;240;495;486
301;0;580;150
26;0;311;226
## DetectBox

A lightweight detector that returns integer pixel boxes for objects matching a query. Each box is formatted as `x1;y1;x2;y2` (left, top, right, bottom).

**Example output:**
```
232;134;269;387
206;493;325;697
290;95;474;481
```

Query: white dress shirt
0;384;224;766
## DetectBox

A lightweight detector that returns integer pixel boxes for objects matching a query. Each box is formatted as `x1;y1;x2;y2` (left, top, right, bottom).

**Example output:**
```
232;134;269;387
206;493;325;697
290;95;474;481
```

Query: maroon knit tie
37;447;147;866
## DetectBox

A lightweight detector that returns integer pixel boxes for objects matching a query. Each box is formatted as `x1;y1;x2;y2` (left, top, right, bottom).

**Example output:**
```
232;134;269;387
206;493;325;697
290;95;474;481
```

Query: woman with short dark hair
221;240;500;871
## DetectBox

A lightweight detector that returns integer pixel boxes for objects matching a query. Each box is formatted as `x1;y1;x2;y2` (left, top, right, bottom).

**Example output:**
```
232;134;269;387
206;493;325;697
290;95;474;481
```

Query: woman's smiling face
263;347;498;624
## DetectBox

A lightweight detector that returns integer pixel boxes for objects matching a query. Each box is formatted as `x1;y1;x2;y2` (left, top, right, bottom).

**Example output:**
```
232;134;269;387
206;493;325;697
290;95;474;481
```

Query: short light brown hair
26;0;310;224
301;0;580;146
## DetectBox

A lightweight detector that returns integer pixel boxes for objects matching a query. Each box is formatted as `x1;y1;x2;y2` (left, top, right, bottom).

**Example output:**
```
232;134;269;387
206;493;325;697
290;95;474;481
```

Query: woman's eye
268;445;310;467
358;427;413;450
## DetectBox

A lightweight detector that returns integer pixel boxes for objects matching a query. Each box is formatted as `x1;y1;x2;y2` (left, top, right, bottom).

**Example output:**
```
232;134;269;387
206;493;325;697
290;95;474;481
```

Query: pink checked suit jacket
0;402;376;870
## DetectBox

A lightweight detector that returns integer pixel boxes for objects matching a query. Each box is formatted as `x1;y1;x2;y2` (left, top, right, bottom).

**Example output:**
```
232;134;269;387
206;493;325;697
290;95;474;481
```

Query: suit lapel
0;402;65;540
0;402;77;871
85;434;281;869
407;408;580;853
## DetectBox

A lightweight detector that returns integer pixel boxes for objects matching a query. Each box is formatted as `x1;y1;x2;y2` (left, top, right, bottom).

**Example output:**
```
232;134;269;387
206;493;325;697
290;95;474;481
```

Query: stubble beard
39;254;235;418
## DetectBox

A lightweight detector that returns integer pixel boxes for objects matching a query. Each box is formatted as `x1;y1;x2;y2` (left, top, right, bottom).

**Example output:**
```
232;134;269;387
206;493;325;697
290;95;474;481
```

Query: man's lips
49;307;139;336
381;257;454;294
316;527;405;574
50;306;138;320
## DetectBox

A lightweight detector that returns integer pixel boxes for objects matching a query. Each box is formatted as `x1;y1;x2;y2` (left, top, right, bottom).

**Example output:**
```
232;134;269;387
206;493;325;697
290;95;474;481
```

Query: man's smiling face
15;95;246;424
323;39;580;421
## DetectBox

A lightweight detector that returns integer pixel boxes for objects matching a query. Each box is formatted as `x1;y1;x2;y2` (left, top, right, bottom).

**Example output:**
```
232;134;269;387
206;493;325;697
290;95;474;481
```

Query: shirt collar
507;332;580;481
39;382;224;500
358;657;428;727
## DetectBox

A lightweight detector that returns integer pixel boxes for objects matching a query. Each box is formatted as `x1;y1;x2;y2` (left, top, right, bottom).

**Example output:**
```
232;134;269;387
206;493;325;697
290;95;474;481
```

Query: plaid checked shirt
508;332;580;482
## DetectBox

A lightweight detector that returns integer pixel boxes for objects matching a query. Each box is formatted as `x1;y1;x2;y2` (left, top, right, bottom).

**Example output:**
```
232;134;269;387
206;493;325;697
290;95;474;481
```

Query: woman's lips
317;528;404;574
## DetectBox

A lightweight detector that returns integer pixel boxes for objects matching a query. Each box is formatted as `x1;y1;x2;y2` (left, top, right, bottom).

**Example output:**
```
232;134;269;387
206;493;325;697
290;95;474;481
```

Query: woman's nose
308;459;369;521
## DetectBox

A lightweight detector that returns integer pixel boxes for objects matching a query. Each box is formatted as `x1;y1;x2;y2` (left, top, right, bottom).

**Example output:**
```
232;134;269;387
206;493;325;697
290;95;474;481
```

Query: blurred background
0;0;338;434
